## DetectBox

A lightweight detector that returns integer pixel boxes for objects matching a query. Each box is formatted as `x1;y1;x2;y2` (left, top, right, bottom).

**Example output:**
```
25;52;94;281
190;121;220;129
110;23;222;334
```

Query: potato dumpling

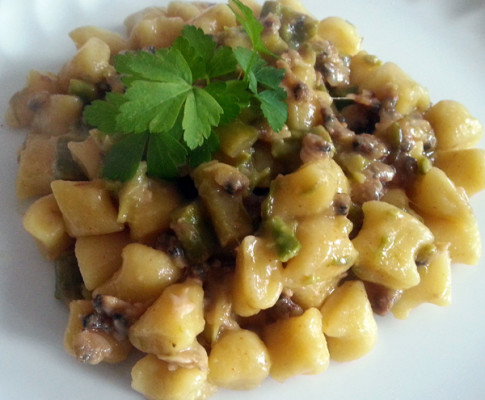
129;279;205;356
392;246;451;319
128;16;185;49
166;1;203;21
6;70;59;128
67;136;103;180
425;100;483;151
352;60;430;115
317;16;362;56
30;95;84;136
75;231;131;290
352;201;434;290
232;235;284;317
263;307;329;382
117;164;182;242
94;243;182;304
59;37;112;89
22;194;73;260
284;215;357;292
321;280;377;362
132;354;215;400
64;300;93;357
124;6;167;34
191;3;237;34
286;94;322;131
268;158;349;219
350;51;381;88
203;276;239;344
408;167;481;265
434;148;485;196
208;329;270;390
51;179;124;237
290;274;343;310
64;300;132;364
69;25;129;55
16;134;58;199
380;188;415;215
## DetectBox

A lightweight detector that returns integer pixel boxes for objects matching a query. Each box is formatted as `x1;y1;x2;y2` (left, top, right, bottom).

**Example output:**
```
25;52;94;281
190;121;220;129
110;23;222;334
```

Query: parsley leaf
233;46;265;93
207;46;239;78
255;66;286;90
230;0;288;132
115;48;192;84
257;88;288;131
187;131;220;167
84;1;288;182
102;132;148;181
147;123;187;178
118;80;191;134
232;45;288;132
230;0;275;57
182;88;223;149
173;25;238;81
83;92;126;134
205;80;250;124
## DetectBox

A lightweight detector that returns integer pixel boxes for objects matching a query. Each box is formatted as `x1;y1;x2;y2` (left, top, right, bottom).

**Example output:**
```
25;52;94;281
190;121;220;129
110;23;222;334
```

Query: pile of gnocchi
7;0;484;399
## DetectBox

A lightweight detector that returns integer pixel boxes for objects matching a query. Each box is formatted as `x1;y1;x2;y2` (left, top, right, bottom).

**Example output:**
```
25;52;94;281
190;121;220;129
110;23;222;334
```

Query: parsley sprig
84;0;287;181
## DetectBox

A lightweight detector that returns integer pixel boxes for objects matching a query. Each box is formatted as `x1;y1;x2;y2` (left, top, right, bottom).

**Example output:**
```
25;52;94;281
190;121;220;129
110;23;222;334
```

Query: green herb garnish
84;0;287;181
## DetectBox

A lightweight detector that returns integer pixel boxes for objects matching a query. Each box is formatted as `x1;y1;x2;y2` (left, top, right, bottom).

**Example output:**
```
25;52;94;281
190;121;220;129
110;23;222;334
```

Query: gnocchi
7;0;484;399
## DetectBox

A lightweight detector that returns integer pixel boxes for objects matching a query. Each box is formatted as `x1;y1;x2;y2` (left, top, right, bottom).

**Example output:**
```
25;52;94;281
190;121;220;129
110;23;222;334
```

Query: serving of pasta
2;0;485;399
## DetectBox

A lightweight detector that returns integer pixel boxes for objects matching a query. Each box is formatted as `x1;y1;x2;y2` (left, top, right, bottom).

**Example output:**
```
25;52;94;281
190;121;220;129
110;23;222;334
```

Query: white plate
1;1;484;399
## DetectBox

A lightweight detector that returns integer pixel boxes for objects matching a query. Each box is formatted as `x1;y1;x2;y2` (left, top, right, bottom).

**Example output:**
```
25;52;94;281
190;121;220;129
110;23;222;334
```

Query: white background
0;1;484;399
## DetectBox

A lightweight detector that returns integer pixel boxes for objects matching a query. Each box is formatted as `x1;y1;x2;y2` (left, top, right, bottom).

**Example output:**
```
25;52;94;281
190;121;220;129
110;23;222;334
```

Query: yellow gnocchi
7;0;485;399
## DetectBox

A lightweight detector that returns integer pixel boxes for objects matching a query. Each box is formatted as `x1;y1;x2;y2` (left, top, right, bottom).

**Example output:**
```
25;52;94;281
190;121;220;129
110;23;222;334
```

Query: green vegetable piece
55;252;89;304
260;1;283;18
217;119;259;158
68;79;98;103
379;121;403;149
280;7;318;49
170;200;218;263
337;153;370;183
192;161;253;248
281;13;317;49
262;0;317;48
267;216;301;262
417;155;432;175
